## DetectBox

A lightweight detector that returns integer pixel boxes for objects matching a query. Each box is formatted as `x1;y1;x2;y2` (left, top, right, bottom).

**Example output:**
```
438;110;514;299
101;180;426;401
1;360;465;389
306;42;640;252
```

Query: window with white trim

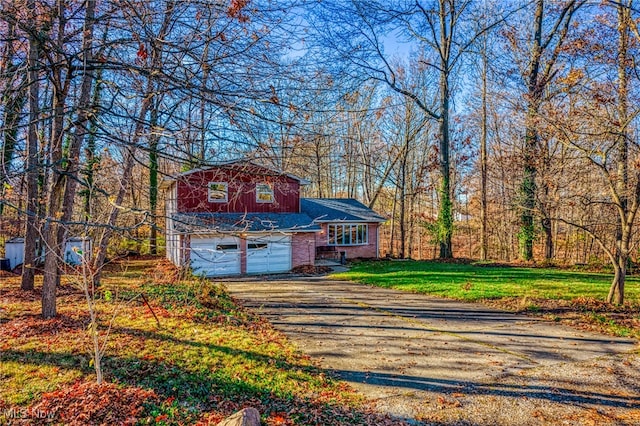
256;183;274;203
208;182;228;202
216;244;238;251
328;224;368;246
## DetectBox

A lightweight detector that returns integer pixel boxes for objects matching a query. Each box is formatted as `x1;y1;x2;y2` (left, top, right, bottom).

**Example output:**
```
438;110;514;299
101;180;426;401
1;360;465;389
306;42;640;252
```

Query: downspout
377;222;381;259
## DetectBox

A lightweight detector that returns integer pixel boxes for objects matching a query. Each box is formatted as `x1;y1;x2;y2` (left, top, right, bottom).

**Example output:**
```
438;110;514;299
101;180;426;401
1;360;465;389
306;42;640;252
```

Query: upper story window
328;224;368;246
208;182;228;203
256;183;274;203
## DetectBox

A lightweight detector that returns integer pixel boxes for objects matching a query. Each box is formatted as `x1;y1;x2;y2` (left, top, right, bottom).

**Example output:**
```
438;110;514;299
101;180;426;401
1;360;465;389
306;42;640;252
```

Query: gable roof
300;198;386;223
171;212;321;234
160;159;309;190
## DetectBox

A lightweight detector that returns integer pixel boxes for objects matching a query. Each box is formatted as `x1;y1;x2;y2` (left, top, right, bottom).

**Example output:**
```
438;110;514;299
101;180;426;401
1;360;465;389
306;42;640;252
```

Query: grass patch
0;258;402;425
332;260;640;339
332;260;640;301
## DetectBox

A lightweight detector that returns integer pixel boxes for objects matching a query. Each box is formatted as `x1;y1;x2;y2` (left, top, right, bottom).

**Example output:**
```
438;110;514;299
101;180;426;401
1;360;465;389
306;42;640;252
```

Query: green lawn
331;260;640;302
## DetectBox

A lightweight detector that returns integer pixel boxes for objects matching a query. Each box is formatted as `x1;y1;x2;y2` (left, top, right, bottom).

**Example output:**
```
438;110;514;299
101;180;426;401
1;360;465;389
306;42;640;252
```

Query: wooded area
1;0;640;315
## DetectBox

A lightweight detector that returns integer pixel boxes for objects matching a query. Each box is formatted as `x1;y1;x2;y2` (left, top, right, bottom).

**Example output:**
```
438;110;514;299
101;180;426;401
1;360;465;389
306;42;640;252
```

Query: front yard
3;258;639;425
0;258;401;425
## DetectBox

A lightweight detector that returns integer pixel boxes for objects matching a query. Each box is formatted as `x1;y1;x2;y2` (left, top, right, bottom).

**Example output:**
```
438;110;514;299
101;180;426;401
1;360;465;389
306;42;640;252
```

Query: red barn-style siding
176;165;301;213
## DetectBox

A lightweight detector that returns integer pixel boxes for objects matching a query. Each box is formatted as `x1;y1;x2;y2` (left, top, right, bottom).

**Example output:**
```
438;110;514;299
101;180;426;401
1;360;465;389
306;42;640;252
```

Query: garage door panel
246;235;291;274
190;236;241;276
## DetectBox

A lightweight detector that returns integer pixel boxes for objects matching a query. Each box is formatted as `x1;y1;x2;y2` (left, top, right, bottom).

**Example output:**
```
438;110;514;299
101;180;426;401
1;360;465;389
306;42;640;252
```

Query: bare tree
309;0;514;258
0;13;26;217
479;13;489;261
552;0;640;304
510;0;584;261
21;0;40;292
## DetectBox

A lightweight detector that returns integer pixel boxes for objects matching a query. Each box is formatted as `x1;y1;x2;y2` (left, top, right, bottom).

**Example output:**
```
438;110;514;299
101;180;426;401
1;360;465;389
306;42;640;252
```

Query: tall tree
91;0;175;286
515;0;584;261
547;0;640;303
0;14;26;217
610;1;630;304
41;0;81;318
21;0;40;292
148;97;160;256
478;13;490;261
310;0;512;258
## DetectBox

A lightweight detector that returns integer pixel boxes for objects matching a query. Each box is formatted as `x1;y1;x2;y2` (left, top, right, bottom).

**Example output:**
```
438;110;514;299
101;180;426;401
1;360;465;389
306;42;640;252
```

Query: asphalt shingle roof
172;212;321;234
300;198;386;223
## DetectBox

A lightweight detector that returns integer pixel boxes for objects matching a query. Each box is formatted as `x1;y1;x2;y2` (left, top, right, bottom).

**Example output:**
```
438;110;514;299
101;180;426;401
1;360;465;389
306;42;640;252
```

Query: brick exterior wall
291;232;316;268
239;238;247;274
316;223;379;260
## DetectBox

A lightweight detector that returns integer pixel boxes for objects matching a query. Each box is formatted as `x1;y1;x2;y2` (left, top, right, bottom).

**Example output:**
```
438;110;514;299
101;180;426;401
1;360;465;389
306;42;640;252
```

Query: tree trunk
314;138;324;198
479;33;488;261
399;187;406;258
390;184;398;257
0;19;26;216
519;0;544;261
607;2;630;305
398;145;407;258
149;99;159;256
41;90;67;318
91;89;154;286
82;66;103;222
607;252;626;305
61;0;95;252
21;12;40;292
408;193;416;259
437;60;452;258
542;218;553;260
41;0;71;319
42;0;95;317
519;0;581;261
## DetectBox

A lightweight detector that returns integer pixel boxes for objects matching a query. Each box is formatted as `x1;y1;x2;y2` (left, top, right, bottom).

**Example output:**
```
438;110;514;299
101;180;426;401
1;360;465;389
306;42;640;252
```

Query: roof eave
158;179;175;190
311;218;387;223
173;227;323;235
162;159;310;184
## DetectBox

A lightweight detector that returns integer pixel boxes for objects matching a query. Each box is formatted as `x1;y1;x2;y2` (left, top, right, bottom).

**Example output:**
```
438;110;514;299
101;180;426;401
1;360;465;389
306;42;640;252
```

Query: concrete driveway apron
224;278;639;425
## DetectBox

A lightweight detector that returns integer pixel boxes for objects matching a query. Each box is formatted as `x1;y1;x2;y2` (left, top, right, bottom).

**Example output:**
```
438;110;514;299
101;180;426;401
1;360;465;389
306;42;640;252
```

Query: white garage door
190;236;241;276
246;234;291;274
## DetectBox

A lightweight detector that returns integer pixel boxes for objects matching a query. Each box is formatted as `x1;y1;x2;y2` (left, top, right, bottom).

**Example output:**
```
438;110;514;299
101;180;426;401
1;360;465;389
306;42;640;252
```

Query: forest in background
1;0;640;313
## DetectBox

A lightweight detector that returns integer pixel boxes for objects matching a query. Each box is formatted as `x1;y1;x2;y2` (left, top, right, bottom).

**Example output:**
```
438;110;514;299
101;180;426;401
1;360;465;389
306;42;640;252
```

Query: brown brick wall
291;232;316;267
315;223;380;260
240;237;247;274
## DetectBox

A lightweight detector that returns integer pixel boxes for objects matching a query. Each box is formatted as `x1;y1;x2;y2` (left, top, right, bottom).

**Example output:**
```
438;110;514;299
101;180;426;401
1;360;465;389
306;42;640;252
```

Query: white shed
2;237;92;269
5;237;24;270
64;237;92;265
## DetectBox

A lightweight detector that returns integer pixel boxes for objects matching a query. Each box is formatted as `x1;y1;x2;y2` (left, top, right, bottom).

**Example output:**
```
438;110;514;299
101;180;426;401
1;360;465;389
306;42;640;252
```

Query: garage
246;234;291;274
190;236;241;276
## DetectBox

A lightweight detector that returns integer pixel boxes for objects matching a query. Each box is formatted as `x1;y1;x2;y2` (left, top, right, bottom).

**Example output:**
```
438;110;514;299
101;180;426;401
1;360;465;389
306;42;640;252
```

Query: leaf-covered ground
0;258;406;425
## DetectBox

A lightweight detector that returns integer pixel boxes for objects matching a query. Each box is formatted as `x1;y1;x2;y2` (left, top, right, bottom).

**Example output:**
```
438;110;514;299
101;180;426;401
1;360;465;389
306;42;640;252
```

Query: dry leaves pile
30;381;158;425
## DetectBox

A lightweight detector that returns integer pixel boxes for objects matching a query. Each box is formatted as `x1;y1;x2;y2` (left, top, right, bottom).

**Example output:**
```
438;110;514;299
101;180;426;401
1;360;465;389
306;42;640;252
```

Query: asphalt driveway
224;278;640;425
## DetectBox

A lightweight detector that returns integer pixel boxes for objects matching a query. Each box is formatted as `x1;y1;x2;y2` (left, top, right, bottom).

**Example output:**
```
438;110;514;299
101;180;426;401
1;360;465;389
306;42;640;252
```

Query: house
300;198;385;260
162;160;385;276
